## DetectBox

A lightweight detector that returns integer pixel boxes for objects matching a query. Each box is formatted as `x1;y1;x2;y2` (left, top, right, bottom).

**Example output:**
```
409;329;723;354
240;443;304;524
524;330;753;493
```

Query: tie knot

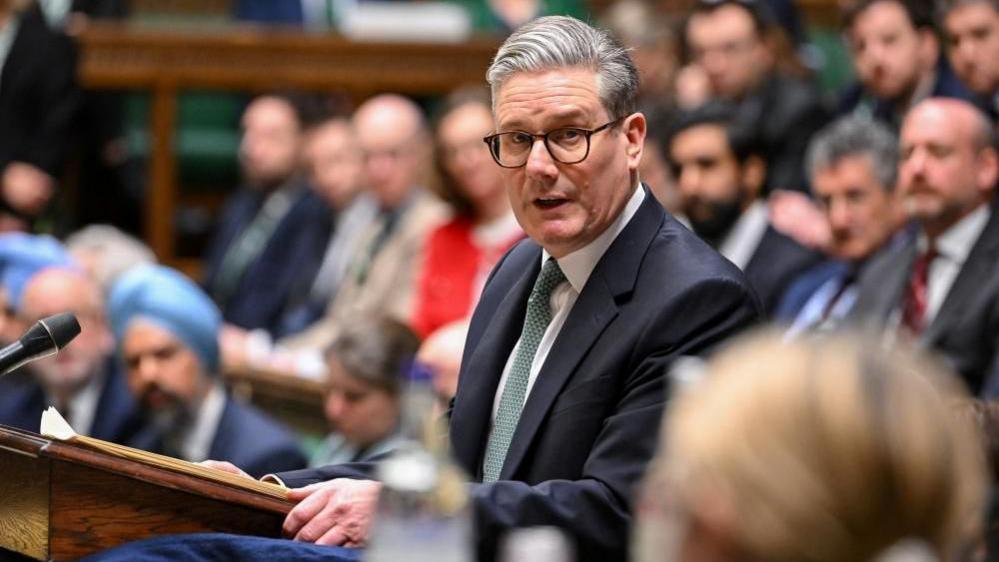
533;258;566;300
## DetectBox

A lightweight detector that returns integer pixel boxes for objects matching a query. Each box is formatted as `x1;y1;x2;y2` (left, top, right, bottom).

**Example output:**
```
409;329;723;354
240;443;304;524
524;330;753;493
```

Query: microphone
0;312;81;377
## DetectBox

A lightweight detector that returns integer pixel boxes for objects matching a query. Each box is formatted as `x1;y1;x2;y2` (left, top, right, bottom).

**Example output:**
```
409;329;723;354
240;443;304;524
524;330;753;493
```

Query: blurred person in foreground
203;93;332;337
634;330;987;562
83;15;759;562
680;0;828;193
109;264;306;478
940;0;999;121
840;0;973;130
849;98;999;396
0;235;139;442
411;87;523;339
666;103;821;315
311;318;419;467
777;117;908;336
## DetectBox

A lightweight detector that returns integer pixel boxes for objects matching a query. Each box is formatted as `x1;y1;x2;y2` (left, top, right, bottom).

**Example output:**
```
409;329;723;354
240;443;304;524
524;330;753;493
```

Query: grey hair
486;15;640;120
806;117;899;192
65;225;157;293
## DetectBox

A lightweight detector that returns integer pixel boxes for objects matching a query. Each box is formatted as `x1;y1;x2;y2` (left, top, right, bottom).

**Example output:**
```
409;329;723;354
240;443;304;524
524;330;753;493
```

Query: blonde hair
646;331;986;562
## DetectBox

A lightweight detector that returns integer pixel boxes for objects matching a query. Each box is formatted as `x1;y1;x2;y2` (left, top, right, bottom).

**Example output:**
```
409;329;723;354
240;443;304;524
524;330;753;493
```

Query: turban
108;264;221;374
0;233;75;312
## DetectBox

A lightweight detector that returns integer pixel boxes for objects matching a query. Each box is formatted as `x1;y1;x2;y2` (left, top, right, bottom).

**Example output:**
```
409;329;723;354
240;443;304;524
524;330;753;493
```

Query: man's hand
284;479;381;547
2;162;54;216
199;460;253;480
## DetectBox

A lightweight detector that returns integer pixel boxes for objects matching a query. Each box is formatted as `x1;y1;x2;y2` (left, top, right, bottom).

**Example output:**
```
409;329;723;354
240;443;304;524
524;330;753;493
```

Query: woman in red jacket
411;89;523;339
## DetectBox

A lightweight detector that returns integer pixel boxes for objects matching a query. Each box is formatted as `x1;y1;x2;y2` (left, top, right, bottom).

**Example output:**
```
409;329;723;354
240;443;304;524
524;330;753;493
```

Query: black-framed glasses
482;117;625;168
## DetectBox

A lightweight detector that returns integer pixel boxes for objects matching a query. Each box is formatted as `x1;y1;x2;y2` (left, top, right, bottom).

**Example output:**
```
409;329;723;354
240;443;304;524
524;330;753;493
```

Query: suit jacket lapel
924;208;999;344
450;248;540;477
498;193;663;480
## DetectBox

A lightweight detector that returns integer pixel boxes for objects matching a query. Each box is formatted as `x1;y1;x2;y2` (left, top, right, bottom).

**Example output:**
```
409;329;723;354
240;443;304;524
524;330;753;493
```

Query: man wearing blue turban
108;264;307;478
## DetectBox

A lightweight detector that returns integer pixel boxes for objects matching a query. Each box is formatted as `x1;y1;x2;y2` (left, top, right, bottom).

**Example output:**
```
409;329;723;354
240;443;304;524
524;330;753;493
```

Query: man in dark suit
682;0;829;193
940;0;999;121
203;93;332;337
82;16;758;562
109;264;307;478
850;97;999;395
0;265;139;443
839;0;974;130
666;104;822;316
0;2;78;229
776;116;908;336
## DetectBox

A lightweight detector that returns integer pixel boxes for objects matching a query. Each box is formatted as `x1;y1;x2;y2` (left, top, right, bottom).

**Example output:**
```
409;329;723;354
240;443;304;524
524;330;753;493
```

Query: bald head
353;95;429;208
898;98;998;237
21;267;112;396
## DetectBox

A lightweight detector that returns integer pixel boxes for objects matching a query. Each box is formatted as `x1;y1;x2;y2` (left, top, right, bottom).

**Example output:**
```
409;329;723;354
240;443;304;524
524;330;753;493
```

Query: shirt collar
921;203;991;264
719;200;769;270
542;183;645;293
180;382;227;462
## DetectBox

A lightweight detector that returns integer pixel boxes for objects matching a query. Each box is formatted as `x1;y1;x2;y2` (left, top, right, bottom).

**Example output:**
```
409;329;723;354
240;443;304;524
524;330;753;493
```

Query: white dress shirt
179;382;227;462
63;370;106;436
491;184;646;422
923;203;991;325
718;200;769;270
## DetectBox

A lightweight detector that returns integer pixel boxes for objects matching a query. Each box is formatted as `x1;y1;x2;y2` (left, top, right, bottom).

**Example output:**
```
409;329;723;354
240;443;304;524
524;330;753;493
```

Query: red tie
901;247;936;335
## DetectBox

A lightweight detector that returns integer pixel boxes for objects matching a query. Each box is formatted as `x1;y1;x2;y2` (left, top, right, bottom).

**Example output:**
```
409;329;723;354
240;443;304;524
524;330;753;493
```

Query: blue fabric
775;260;851;322
78;533;362;562
108;264;222;373
208;397;308;478
0;233;74;312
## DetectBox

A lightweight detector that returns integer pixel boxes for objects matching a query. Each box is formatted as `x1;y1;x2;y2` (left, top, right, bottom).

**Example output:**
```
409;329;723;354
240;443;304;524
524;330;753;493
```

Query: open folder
0;409;293;561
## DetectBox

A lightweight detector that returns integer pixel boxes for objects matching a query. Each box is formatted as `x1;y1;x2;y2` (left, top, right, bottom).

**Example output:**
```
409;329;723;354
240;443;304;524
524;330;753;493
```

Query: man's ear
741;155;767;200
975;146;999;197
624;113;647;172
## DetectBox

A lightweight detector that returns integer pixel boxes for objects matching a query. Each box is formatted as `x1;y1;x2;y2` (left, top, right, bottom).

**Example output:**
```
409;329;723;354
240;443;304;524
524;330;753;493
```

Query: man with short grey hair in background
85;16;759;562
777;116;908;336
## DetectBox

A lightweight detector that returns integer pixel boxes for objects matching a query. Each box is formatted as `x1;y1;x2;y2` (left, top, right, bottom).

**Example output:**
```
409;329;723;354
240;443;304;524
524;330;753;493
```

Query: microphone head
38;313;81;350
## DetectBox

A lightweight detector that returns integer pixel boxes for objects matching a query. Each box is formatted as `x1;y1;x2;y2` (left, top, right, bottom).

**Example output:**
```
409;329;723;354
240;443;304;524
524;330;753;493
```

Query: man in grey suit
850;97;999;394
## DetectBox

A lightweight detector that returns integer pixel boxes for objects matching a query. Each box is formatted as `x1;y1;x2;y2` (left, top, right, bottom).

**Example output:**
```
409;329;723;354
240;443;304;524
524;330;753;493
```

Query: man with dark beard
666;104;821;315
109;264;306;478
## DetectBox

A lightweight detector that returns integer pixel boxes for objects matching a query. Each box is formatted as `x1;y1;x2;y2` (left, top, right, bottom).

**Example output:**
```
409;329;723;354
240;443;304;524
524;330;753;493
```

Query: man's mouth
534;197;569;210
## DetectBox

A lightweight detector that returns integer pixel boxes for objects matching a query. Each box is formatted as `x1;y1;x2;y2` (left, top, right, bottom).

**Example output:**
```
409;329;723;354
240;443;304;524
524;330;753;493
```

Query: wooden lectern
0;425;293;561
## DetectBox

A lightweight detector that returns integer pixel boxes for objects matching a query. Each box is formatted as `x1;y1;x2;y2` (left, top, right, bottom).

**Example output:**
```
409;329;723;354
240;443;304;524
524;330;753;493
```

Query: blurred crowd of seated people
1;0;999;558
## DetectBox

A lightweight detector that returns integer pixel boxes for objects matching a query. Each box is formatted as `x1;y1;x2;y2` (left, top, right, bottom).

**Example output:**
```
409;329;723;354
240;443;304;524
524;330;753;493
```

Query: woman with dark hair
311;317;420;467
410;88;523;339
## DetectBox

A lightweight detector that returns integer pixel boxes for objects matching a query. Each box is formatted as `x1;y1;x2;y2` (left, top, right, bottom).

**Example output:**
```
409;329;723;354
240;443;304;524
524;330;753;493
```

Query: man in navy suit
666;104;822;316
85;16;759;562
777;116;908;336
109;264;307;478
940;0;999;121
839;0;974;130
258;15;757;561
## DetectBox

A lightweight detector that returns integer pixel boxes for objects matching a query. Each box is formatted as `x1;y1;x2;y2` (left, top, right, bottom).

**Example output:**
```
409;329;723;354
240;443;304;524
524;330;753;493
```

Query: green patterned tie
482;258;566;482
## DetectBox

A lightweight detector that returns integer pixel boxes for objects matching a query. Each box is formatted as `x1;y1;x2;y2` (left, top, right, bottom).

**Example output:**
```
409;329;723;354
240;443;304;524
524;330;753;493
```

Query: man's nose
525;138;558;180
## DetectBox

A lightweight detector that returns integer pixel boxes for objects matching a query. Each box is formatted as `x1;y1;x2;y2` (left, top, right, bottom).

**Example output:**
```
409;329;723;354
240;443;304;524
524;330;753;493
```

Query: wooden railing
77;22;500;266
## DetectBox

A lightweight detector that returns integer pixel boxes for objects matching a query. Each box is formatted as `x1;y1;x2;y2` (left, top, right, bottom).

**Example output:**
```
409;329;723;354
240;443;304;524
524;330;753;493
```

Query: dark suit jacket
743;225;824;316
775;259;851;322
0;9;78;184
129;393;307;479
838;57;974;130
209;397;307;478
0;360;139;443
275;191;760;562
203;182;333;335
738;72;830;193
850;206;999;395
